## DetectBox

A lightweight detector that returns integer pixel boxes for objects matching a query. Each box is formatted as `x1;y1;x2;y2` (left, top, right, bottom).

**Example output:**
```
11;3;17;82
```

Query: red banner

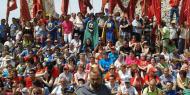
6;0;17;21
102;0;107;11
20;0;31;22
61;0;69;15
109;0;117;14
152;0;161;25
179;0;190;25
32;0;43;18
78;0;93;15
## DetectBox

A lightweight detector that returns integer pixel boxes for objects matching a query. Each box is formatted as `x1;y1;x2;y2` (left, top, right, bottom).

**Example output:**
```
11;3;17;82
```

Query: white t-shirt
118;69;132;82
169;26;178;40
118;85;138;95
51;85;63;95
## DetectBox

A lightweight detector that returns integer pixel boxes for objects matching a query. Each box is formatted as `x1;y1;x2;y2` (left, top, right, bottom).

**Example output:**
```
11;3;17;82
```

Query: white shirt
74;17;84;31
51;85;63;95
179;28;188;39
118;69;132;82
132;19;142;34
118;85;138;95
169;26;178;40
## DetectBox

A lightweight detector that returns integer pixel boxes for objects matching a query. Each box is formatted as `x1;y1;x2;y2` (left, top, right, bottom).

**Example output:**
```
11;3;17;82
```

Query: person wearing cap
102;14;118;44
117;78;138;95
104;65;120;83
42;39;55;52
83;13;99;50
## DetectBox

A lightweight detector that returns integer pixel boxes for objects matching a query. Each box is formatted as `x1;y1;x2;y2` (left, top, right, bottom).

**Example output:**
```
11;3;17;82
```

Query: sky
0;0;102;22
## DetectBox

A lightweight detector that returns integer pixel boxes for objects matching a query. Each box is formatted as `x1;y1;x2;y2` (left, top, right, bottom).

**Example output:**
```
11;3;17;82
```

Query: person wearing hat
83;13;99;50
102;13;118;44
42;39;55;52
117;78;138;95
104;64;120;83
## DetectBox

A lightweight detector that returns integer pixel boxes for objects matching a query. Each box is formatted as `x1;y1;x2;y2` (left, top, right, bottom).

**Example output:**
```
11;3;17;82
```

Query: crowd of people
0;5;190;95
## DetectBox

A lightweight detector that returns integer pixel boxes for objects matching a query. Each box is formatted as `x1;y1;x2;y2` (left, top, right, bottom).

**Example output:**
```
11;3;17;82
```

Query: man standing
132;15;143;41
75;69;111;95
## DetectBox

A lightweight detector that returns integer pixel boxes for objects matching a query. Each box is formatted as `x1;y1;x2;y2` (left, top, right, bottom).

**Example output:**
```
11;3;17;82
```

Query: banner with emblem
42;0;57;17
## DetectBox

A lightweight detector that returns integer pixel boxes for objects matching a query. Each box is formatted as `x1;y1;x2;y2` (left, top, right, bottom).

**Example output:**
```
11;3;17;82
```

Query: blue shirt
0;24;6;38
108;52;118;63
20;49;30;57
165;90;177;95
99;58;113;72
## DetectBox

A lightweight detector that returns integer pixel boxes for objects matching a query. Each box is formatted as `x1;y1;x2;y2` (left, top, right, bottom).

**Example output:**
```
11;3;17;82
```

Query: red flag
179;0;189;25
32;0;43;18
125;0;138;22
109;0;117;14
78;0;93;15
6;0;17;21
141;0;153;18
102;0;107;11
187;0;190;25
20;0;31;22
152;0;161;25
61;0;69;15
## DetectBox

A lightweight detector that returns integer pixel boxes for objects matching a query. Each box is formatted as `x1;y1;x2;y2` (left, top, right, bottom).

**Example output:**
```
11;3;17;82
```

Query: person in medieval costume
83;14;99;51
102;14;119;44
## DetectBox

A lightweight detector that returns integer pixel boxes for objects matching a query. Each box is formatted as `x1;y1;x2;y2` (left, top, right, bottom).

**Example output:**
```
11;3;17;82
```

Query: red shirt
144;75;160;85
62;20;73;34
169;0;180;7
51;66;59;78
25;77;33;88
